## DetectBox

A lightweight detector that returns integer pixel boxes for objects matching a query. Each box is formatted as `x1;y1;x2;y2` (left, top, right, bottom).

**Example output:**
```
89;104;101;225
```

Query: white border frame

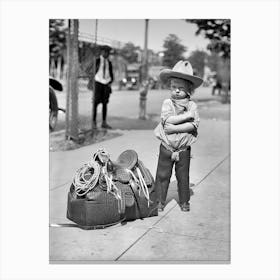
1;0;280;279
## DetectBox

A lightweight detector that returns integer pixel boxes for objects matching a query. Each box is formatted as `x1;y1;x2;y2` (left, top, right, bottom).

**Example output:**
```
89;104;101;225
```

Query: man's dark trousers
93;81;111;123
155;144;191;205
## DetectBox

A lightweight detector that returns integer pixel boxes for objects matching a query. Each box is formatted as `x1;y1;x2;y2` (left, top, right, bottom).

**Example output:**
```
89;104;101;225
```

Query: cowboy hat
159;60;203;89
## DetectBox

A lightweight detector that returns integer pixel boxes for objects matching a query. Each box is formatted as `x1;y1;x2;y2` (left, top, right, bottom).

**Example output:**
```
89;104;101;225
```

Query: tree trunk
91;19;98;134
65;19;79;141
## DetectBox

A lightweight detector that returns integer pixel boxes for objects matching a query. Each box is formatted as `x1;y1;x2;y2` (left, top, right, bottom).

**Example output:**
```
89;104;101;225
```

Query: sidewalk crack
114;203;177;261
194;154;230;187
50;181;71;191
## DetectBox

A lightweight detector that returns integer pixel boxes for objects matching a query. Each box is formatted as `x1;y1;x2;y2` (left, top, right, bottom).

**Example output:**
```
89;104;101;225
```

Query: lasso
72;148;150;211
72;149;124;213
73;160;101;197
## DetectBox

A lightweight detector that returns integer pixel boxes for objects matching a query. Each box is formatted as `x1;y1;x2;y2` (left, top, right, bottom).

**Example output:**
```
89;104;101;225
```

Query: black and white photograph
1;0;280;279
49;19;231;263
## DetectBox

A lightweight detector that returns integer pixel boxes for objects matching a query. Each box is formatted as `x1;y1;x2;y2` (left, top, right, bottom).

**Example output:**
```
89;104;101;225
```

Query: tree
206;51;221;73
187;19;231;103
119;42;141;64
207;51;230;84
186;19;230;59
49;19;67;78
187;50;207;77
147;49;161;66
49;19;67;59
162;34;187;68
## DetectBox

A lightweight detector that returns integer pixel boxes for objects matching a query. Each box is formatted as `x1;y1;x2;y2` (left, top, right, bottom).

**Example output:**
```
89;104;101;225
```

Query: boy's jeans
155;144;191;205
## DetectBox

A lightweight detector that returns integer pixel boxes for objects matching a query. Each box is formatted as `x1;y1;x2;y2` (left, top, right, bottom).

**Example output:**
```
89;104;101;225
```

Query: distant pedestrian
212;73;222;96
87;45;114;129
154;61;203;212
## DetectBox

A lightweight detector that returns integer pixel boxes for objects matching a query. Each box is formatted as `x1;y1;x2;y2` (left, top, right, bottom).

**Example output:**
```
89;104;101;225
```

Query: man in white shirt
87;45;114;129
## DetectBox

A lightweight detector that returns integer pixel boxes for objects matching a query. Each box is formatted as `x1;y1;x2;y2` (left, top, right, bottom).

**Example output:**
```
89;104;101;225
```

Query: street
52;81;230;132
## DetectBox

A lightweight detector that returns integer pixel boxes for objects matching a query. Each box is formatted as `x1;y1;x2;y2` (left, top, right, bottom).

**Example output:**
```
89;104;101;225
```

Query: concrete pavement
49;118;230;263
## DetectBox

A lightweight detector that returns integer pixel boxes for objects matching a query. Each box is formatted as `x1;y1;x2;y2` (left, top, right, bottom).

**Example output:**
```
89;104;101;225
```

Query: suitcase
66;149;158;229
66;184;126;230
67;183;158;229
124;189;158;221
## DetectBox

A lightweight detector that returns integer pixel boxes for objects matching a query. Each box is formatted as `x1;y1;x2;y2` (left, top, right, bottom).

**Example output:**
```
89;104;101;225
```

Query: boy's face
170;78;190;99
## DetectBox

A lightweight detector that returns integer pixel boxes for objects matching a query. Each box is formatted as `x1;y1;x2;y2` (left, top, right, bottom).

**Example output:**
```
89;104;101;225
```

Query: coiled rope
73;160;101;197
72;149;124;213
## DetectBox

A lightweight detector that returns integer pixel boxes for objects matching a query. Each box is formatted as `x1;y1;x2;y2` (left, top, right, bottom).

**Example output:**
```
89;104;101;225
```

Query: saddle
111;150;154;191
67;149;158;229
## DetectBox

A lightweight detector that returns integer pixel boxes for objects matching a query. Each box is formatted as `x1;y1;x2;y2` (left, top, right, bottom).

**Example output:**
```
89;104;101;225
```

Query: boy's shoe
92;121;97;129
101;122;112;129
158;202;165;212
180;202;190;212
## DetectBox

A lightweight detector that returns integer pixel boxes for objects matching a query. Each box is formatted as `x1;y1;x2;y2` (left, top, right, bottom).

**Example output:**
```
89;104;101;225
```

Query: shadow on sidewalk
107;115;159;130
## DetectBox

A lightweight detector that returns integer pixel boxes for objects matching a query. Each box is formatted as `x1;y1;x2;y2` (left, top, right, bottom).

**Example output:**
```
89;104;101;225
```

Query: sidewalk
49;119;230;263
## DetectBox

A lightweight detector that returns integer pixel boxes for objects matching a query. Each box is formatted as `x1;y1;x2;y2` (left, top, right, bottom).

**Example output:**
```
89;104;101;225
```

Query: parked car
120;76;138;90
119;63;141;90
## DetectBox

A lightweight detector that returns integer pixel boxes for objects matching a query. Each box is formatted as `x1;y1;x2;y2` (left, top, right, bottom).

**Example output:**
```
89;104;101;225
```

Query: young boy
154;60;203;212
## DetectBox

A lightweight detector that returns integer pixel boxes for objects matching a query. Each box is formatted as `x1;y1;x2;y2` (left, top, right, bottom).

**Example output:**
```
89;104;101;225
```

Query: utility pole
65;20;71;139
91;19;98;134
139;19;149;120
65;19;79;141
143;19;149;81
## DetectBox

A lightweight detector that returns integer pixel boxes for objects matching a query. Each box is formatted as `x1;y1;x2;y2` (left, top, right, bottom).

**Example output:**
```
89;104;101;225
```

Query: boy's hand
184;111;195;121
164;123;175;134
